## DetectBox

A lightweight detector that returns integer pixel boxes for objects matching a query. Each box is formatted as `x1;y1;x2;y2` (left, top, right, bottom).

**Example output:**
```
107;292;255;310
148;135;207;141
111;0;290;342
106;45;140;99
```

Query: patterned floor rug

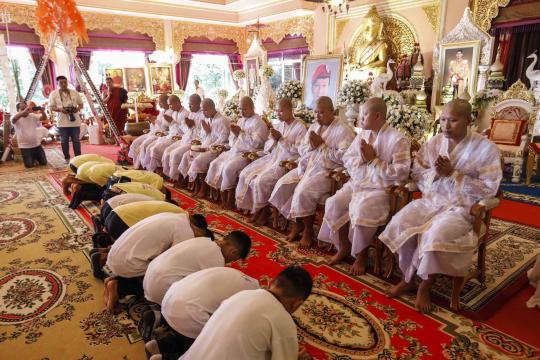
2;166;539;359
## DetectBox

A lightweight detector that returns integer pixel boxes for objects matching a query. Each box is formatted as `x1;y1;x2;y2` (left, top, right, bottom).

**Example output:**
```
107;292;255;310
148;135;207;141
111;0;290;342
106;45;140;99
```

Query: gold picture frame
105;68;125;88
148;63;174;95
439;40;481;104
245;56;260;97
302;54;343;109
125;67;147;93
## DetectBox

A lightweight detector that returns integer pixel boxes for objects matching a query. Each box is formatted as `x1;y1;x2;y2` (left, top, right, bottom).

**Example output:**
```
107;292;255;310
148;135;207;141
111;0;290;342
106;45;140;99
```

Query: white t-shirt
143;237;225;304
180;289;298;360
49;89;83;127
106;213;195;278
13;113;42;149
162;267;259;338
106;193;155;210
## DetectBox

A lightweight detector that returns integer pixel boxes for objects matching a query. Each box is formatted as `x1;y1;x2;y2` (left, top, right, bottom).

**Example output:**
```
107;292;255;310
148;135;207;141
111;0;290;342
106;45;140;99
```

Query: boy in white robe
269;96;356;248
176;266;312;360
236;97;307;225
178;98;230;193
318;98;411;275
128;94;170;168
143;95;188;171
162;94;205;182
379;99;502;313
142;267;259;354
205;96;269;208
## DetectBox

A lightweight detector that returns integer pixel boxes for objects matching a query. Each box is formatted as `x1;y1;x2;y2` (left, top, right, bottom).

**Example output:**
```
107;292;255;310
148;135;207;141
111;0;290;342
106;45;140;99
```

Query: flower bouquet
259;65;275;78
276;80;303;100
223;99;240;122
294;104;315;124
386;103;429;142
337;80;370;106
233;69;246;81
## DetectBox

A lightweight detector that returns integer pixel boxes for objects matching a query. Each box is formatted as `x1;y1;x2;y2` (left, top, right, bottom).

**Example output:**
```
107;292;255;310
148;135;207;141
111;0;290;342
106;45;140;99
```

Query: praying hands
185;118;195;128
309;131;324;148
360;139;376;162
435;155;454;177
270;128;282;141
231;123;241;136
201;120;211;134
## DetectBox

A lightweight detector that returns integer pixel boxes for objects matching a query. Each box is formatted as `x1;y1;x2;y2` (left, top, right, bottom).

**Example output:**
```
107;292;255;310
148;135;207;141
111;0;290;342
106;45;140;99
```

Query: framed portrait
245;56;260;97
105;68;125;88
439;40;481;103
302;55;343;109
148;64;173;94
125;67;147;92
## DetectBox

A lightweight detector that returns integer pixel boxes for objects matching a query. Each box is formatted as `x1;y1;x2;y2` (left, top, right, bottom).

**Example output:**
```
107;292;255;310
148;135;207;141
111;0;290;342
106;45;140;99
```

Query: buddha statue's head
362;6;383;43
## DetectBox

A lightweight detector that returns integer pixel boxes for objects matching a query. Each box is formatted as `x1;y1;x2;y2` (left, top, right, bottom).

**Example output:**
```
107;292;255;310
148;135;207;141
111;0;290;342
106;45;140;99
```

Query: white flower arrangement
381;93;401;108
233;69;246;80
217;89;228;98
275;80;303;100
172;89;185;100
386;103;429;141
472;89;502;109
259;65;275;78
294;104;315;124
337;80;370;106
223;99;240;122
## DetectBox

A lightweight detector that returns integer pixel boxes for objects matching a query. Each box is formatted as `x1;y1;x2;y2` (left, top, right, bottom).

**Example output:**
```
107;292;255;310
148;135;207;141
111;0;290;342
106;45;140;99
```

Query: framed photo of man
149;64;173;94
439;40;480;103
245;56;260;97
302;55;343;109
125;67;147;92
105;68;125;88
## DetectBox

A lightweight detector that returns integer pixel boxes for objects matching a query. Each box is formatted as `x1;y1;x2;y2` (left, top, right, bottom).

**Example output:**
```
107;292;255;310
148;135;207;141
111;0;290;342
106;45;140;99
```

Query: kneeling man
379;99;502;312
319;97;411;275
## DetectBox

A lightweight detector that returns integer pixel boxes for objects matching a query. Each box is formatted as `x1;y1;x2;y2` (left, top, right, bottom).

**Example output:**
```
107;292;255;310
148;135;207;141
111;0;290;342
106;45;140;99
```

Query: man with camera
49;75;84;162
12;102;48;168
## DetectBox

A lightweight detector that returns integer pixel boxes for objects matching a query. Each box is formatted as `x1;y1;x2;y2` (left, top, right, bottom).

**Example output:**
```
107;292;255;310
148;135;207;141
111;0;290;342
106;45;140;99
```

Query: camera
32;106;42;111
63;106;78;121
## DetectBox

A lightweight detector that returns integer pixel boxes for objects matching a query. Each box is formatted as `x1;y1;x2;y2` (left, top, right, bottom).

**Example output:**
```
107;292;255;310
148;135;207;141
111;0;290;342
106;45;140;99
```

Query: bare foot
328;244;351;266
298;229;314;249
386;280;415;298
350;255;367;276
247;213;257;223
103;277;113;305
286;223;304;242
415;281;435;313
105;279;119;314
254;207;270;226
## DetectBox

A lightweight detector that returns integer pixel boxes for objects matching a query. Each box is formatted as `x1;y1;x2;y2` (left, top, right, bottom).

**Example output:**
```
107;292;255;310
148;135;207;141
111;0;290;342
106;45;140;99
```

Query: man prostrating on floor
143;267;260;358
171;266;312;360
379;99;502;313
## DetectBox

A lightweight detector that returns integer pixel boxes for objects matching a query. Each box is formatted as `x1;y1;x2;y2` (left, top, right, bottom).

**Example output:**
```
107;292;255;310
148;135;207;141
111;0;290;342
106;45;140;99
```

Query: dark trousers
69;183;104;209
104;211;129;240
157;329;196;359
116;276;144;298
101;202;113;223
21;146;47;168
58;126;81;160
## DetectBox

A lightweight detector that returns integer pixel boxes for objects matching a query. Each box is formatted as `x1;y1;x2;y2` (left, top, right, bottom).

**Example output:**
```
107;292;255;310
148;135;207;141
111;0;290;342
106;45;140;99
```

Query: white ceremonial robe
179;112;231;182
318;124;411;256
162;110;205;180
379;131;502;282
106;213;195;278
129;109;171;168
236;118;307;213
527;254;540;308
205;114;269;191
143;108;188;171
143;237;225;304
180;289;298;360
106;193;155;210
161;267;259;338
269;117;356;220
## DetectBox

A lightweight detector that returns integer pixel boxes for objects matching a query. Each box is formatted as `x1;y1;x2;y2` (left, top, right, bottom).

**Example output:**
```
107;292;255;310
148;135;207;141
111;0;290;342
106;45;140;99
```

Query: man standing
178;98;230;194
269;96;355;248
12;102;48;168
318;98;411;275
49;75;84;162
205;96;269;208
194;79;205;99
380;99;502;313
102;77;128;135
236;98;307;224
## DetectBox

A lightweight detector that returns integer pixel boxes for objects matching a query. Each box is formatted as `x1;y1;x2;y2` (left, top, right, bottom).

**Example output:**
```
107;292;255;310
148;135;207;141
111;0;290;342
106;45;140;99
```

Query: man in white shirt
92;213;212;280
12;102;48;168
175;266;313;360
49;75;84;162
104;231;251;312
142;267;259;353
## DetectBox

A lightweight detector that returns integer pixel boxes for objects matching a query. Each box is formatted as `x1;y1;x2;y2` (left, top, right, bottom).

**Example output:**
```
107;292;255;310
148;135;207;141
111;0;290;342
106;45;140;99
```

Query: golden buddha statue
351;6;389;73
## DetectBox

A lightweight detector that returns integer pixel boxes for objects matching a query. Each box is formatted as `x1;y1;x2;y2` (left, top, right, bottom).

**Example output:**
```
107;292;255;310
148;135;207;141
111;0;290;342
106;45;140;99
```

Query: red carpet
493;198;540;227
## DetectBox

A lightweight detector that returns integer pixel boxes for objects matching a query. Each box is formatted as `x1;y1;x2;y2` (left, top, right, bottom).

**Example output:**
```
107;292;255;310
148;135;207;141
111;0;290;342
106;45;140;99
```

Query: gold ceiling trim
259;15;314;51
0;3;46;47
471;0;511;32
172;22;247;56
82;13;165;51
421;2;440;32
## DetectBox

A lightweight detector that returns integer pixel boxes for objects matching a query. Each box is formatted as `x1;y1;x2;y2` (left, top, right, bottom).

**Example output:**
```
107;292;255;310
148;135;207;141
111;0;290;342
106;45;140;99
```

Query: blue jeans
58;126;81;160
